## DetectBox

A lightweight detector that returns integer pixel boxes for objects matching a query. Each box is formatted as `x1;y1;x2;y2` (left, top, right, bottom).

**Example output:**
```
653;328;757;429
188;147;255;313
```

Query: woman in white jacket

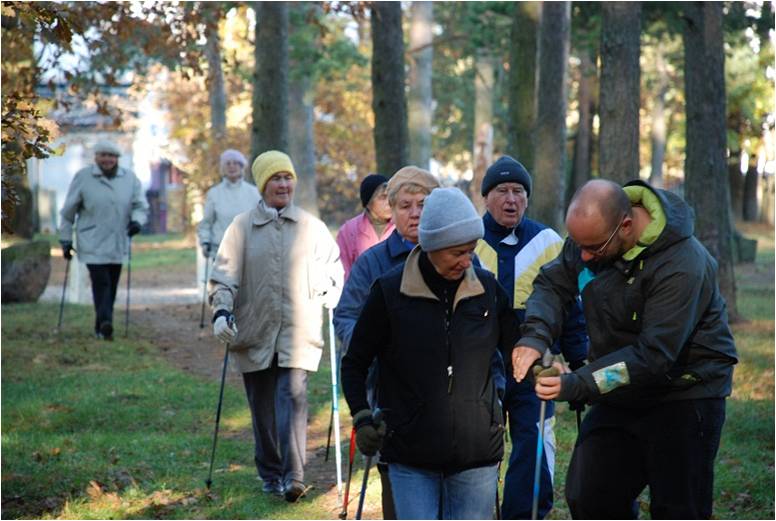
209;150;343;503
197;149;260;258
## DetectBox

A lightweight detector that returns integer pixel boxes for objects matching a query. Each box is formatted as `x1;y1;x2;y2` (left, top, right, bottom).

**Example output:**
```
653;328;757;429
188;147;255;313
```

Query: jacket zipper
444;291;453;394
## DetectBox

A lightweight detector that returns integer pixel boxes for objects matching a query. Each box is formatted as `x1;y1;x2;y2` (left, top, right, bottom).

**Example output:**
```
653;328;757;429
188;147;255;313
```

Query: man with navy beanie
475;155;588;519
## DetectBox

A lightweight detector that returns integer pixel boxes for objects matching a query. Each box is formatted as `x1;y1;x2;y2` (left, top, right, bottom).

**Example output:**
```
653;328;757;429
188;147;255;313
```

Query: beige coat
196;178;260;249
59;165;149;264
209;199;343;373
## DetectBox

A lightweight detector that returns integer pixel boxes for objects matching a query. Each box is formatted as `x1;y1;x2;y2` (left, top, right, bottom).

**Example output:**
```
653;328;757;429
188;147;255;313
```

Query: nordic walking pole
325;405;334;462
124;237;132;337
355;409;383;520
205;317;233;491
327;307;344;498
532;351;558;520
57;256;71;331
339;427;357;520
199;250;211;328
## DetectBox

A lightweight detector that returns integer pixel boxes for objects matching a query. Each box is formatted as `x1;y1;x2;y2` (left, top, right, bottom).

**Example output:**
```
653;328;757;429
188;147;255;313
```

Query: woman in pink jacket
336;174;395;281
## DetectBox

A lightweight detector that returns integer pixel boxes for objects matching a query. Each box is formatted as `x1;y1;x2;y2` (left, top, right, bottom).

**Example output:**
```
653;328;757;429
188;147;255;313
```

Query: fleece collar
400;246;485;311
621;185;666;261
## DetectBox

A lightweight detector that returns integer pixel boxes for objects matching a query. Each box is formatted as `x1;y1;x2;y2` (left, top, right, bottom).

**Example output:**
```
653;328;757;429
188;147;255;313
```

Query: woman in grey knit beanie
341;186;518;520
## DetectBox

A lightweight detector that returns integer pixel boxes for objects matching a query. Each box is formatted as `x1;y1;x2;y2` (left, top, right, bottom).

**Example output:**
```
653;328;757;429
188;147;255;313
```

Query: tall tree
203;4;226;141
470;51;495;213
647;45;669;189
599;1;641;183
506;1;540;172
289;2;320;215
371;1;408;177
569;47;598;206
532;1;570;230
408;1;433;171
682;1;737;318
252;1;289;162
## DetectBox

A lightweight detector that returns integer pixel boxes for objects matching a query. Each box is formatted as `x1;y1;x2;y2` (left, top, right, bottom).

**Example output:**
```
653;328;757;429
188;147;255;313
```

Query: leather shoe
261;480;283;496
283;480;305;503
99;322;114;341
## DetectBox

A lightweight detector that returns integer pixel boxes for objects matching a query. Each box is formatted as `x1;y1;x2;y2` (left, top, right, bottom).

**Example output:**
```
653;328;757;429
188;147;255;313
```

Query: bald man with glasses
512;179;737;519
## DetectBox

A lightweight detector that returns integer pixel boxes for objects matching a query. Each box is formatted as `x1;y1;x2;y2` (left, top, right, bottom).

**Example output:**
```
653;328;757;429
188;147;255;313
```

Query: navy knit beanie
480;156;532;197
360;174;388;207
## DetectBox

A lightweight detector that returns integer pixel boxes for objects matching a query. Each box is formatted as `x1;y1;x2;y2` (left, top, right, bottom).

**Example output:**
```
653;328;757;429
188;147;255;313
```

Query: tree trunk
648;47;669;189
470;51;496;213
532;1;570;231
251;1;289;163
203;7;227;140
371;2;408;178
682;1;738;319
507;1;540;173
728;154;744;218
743;163;759;221
568;48;597;207
289;60;319;218
408;1;433;171
599;1;641;184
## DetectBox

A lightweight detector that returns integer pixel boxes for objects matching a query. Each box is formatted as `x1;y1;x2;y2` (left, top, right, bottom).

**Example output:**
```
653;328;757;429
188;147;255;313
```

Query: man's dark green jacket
519;180;738;407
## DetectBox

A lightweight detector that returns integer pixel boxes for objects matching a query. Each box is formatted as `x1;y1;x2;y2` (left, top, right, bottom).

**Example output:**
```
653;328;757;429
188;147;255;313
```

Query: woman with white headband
197;149;260;259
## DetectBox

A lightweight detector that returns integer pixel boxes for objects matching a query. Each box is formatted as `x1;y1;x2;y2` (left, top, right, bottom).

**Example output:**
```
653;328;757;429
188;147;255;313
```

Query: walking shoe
283;480;305;503
261;480;284;496
99;321;113;341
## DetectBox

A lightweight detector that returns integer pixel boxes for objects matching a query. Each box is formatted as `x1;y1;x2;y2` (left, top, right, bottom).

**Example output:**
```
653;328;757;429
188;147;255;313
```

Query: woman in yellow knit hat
208;150;344;502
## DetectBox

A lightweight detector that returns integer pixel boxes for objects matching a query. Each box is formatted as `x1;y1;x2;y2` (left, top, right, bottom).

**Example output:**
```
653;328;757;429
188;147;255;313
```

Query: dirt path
133;303;380;520
40;243;380;518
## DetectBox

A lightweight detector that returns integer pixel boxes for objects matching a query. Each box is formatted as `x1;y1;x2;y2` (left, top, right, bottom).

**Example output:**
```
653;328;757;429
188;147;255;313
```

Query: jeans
389;462;498;520
86;264;122;332
565;398;726;519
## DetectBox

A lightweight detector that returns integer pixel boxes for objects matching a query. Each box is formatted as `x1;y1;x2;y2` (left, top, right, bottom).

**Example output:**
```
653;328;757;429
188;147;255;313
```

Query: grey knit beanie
419;188;484;252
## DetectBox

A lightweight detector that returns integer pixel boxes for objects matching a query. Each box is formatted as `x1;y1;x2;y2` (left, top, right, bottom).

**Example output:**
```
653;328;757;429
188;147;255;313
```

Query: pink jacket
336;211;395;281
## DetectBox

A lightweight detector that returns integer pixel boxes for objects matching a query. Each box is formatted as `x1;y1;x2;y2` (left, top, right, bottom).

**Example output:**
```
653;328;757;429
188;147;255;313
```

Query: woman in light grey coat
196;149;260;258
59;140;148;340
209;150;343;503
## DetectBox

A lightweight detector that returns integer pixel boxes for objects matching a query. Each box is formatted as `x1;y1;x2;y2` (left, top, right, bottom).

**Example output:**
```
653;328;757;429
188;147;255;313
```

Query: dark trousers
565;398;726;519
501;378;555;520
86;264;122;333
242;358;309;486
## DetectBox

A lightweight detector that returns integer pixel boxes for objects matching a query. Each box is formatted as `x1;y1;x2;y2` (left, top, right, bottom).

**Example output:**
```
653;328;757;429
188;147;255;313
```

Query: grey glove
353;409;386;457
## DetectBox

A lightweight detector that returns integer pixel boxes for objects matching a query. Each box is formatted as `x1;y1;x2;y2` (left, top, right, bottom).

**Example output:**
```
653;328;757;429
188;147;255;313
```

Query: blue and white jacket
475;212;588;367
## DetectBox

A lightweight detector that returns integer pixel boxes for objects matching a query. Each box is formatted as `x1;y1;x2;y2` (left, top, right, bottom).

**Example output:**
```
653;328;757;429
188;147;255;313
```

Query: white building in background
29;83;185;303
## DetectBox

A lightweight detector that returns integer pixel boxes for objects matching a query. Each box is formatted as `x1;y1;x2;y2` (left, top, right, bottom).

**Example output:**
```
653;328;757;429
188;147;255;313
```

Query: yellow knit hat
252;150;297;192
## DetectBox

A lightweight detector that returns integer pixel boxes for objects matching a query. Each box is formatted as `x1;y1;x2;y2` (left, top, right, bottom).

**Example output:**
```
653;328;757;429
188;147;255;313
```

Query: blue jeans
389;462;498;519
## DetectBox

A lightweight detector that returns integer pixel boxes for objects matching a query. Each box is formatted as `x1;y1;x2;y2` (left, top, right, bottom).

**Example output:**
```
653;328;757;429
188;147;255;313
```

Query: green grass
1;303;339;519
2;227;774;519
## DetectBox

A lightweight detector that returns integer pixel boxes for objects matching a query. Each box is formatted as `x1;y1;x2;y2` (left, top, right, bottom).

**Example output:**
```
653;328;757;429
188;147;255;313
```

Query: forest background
1;2;774;519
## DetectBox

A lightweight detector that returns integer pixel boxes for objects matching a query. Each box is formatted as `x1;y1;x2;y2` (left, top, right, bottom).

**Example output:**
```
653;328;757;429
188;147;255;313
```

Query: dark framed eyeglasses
579;214;626;257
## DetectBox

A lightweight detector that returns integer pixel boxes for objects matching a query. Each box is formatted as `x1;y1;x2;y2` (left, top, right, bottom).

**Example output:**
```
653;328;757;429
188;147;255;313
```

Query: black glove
127;221;141;237
353;409;386;457
60;241;74;260
202;242;212;258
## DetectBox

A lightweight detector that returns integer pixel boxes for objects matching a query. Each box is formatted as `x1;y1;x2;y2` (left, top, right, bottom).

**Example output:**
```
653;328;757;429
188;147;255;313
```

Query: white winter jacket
59;165;149;264
197;178;260;251
209;199;344;373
